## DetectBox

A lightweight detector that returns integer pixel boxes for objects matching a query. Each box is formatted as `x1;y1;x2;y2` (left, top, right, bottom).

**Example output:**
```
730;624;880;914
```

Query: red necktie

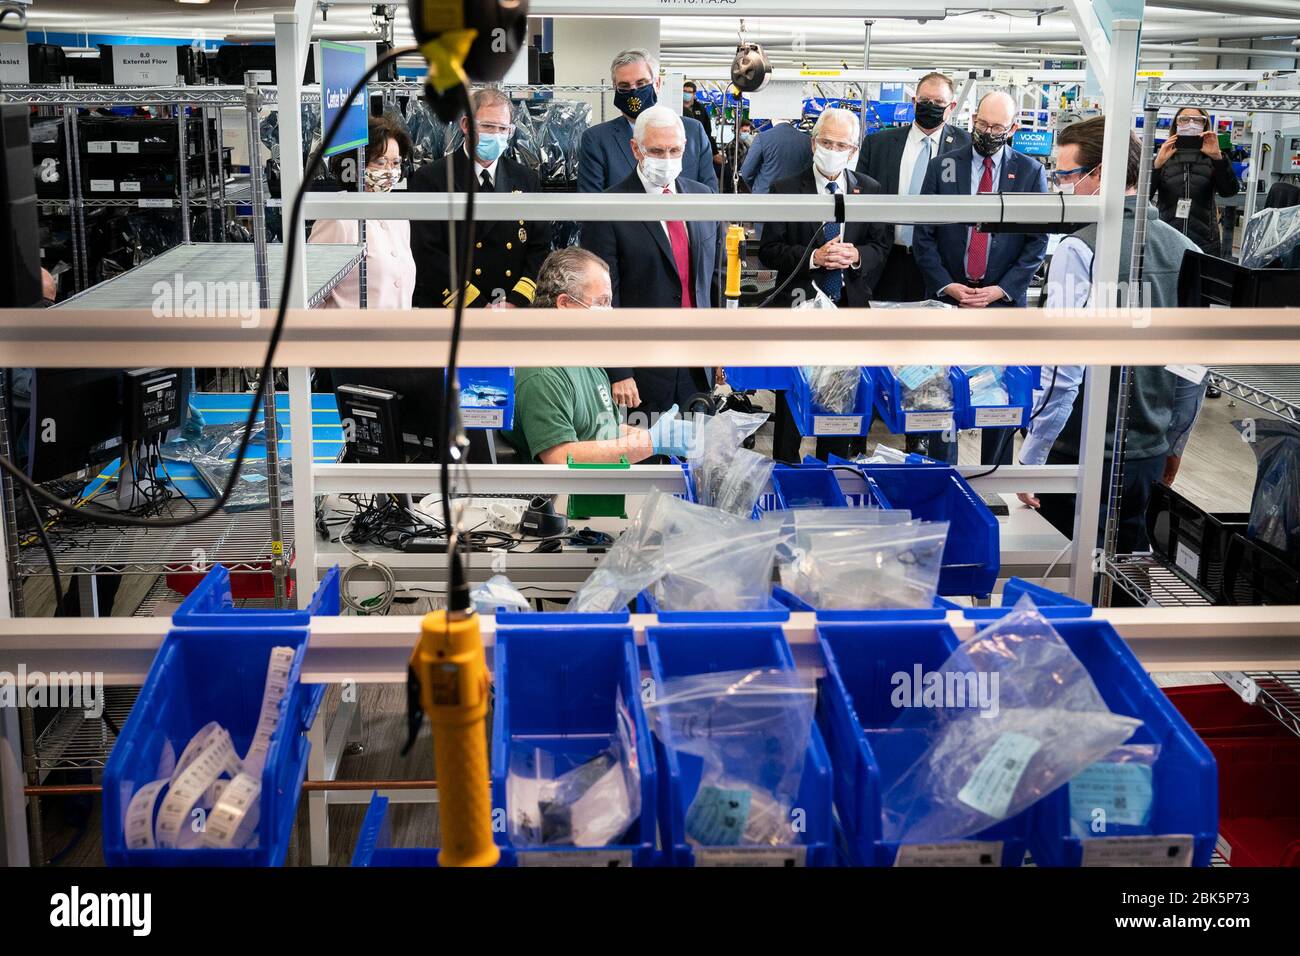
664;186;694;308
965;156;995;282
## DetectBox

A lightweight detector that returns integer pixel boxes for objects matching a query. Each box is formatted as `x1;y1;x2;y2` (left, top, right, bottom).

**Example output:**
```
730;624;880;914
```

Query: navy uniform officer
409;87;550;309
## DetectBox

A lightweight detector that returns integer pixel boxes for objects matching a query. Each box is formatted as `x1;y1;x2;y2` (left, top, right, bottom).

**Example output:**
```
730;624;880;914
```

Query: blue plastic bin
172;564;339;627
817;619;1031;866
645;623;834;866
460;367;515;430
857;464;1000;598
723;367;793;392
954;366;1035;430
771;464;848;510
102;567;336;866
635;589;790;622
871;366;960;434
1027;618;1218;867
681;460;766;518
1000;577;1091;611
490;625;659;866
788;367;874;438
772;585;955;620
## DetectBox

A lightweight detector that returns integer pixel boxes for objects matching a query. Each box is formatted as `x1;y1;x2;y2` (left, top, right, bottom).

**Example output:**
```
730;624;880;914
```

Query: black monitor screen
26;370;125;483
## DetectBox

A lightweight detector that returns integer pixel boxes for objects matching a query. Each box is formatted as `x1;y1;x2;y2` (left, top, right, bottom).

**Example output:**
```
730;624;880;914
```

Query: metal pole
356;144;367;309
199;86;215;242
1242;124;1265;243
61;77;86;292
861;20;873;135
177;80;192;245
213;80;228;242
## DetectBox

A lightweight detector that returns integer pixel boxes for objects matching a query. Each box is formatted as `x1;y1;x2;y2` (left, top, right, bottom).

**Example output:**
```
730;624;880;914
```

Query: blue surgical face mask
475;133;508;163
615;82;657;118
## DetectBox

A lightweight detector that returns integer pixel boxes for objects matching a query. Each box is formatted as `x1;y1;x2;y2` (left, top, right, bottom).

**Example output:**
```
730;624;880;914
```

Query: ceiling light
177;0;212;5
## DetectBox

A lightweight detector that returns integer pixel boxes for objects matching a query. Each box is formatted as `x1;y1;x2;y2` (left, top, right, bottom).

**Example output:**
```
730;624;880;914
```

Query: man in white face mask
757;107;892;461
582;105;726;417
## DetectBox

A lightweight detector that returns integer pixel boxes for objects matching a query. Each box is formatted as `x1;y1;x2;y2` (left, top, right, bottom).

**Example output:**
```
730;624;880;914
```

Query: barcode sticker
117;141;140;154
1080;835;1194;867
88;179;115;192
813;415;862;436
695;846;807;867
87;141;112;154
975;407;1024;427
904;411;953;433
894;841;1003;867
517;849;633;867
461;408;504;428
958;731;1042;819
1175;541;1201;579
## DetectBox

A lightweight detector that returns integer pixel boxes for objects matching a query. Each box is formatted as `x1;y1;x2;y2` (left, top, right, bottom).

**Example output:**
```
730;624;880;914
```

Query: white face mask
1176;120;1205;136
640;155;683;188
1054;182;1075;196
814;145;854;178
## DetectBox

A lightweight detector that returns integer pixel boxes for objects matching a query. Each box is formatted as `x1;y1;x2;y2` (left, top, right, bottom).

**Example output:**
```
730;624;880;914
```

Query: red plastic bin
1208;737;1300;867
166;560;295;600
1164;684;1295;738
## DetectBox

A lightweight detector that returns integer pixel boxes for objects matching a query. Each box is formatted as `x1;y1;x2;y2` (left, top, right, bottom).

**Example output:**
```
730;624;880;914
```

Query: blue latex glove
647;404;697;457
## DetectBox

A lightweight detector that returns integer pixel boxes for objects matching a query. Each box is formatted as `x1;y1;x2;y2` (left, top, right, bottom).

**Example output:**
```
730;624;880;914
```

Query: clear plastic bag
507;686;641;847
1068;744;1161;840
1235;418;1300;555
761;506;914;567
801;366;861;414
470;574;531;614
646;669;817;847
962;365;1010;406
893;365;953;411
785;522;948;610
1239;203;1300;269
690;411;774;518
880;598;1143;844
653;516;781;611
869;299;956;309
567;492;675;612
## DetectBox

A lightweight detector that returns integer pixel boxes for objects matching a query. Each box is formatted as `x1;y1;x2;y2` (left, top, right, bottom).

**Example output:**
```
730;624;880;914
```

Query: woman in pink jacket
309;115;417;309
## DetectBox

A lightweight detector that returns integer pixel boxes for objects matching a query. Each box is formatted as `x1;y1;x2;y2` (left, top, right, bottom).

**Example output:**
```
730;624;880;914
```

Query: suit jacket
758;168;892;307
577;114;717;194
408;150;550;308
740;122;813;195
911;144;1050;307
582;171;726;408
855;122;971;194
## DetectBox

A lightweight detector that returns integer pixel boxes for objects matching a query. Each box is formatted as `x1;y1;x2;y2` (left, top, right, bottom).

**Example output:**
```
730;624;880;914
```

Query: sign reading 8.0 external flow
321;40;369;158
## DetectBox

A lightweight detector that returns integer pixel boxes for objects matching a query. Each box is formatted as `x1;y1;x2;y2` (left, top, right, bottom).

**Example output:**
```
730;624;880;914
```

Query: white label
1175;198;1193;219
249;69;273;83
1175;541;1201;580
813;414;862;436
695;846;807;867
959;731;1042;819
1080;835;1194;867
87;141;113;154
117;140;140;154
904;411;954;433
138;198;174;209
109;45;178;86
1165;363;1208;385
89;179;115;192
0;43;29;85
119;181;141;193
1215;834;1232;862
894;841;1004;867
461;407;504;428
266;198;283;208
975;406;1024;427
517;849;634;867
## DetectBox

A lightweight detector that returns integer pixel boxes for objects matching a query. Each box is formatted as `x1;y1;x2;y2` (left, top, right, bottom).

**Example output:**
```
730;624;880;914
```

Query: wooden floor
24;384;1267;865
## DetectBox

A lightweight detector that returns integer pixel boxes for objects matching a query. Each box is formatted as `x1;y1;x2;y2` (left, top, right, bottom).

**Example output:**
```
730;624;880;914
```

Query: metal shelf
1104;554;1214;607
32;687;138;774
133;576;282;616
1214;670;1300;740
1207;366;1300;425
1146;89;1300;114
17;501;296;577
50;241;364;311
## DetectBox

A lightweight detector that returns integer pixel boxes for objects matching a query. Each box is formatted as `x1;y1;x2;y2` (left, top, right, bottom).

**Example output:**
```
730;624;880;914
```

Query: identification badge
1175;198;1192;219
518;227;527;243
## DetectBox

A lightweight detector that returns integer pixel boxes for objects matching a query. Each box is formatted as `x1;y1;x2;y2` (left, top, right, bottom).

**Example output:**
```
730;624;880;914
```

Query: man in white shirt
855;71;971;302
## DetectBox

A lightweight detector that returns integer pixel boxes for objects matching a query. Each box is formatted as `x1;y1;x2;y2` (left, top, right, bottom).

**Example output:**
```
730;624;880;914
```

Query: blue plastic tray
871;366;960;435
771;464;848;510
788;367;874;438
817;619;1031;866
634;589;791;622
954;366;1035;430
1027;618;1218;867
773;585;956;620
645;623;834;866
102;567;337;866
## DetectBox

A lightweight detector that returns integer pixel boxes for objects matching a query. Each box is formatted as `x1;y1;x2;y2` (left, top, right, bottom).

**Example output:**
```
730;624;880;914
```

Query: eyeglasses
973;120;1013;136
367;158;402;170
642;145;685;159
1049;164;1095;186
569;294;612;308
815;136;856;153
477;122;515;136
615;80;654;93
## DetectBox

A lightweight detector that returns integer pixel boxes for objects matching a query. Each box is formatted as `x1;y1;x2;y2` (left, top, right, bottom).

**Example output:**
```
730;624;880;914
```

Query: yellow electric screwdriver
725;223;745;308
406;606;499;868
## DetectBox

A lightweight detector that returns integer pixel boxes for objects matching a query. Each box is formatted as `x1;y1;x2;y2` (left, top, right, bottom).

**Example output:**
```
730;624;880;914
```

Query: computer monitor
331;368;494;464
2;105;43;308
24;370;126;483
1012;129;1054;157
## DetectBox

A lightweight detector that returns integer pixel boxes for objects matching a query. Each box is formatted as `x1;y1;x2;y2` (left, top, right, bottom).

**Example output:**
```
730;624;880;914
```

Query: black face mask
914;99;949;131
614;83;657;118
972;128;1008;158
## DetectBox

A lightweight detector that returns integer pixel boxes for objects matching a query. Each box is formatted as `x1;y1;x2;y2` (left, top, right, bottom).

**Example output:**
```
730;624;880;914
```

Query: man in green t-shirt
505;248;665;464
